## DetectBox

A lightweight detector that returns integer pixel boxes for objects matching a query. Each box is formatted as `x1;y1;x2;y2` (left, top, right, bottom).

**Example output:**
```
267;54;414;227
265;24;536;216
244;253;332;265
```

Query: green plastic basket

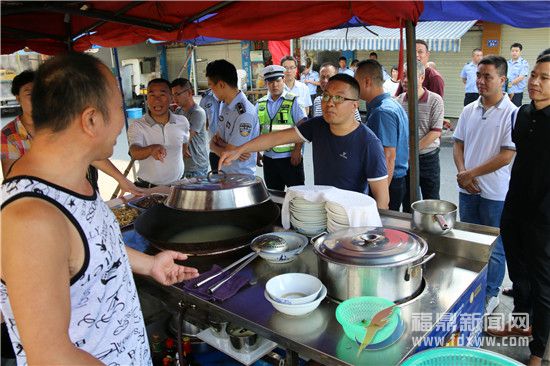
335;296;401;345
400;347;524;366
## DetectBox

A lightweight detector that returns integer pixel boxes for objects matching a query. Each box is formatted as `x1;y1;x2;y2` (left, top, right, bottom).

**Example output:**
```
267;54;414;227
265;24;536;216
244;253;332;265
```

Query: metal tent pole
405;20;420;206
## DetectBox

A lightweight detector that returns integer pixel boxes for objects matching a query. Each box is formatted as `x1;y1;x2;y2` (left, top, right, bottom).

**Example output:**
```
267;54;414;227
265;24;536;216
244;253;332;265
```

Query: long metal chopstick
193;251;256;288
208;252;259;294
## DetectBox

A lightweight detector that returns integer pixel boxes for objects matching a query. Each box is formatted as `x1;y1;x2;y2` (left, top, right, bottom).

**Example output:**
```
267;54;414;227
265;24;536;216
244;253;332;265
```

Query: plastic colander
335;296;401;345
400;347;524;366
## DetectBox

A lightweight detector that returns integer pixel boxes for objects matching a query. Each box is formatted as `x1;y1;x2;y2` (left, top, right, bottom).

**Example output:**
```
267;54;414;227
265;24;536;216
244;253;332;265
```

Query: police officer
199;88;221;171
207;59;259;175
257;65;307;190
507;43;530;107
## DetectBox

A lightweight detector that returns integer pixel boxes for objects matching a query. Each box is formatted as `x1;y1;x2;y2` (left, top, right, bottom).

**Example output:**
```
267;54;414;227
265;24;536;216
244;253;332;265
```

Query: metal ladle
207;235;287;294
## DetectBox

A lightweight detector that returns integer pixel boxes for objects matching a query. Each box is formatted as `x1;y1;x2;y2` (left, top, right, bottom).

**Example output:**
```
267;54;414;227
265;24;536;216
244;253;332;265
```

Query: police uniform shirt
256;90;306;160
460;61;479;93
217;91;259;175
507;57;529;93
199;90;221;140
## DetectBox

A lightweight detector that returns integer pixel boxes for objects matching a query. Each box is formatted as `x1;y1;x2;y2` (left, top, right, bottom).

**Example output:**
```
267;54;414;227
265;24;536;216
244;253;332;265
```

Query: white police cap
262;65;285;81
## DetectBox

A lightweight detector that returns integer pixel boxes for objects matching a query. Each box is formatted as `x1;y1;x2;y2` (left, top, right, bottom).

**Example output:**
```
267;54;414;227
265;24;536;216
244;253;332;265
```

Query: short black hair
148;78;171;90
32;53;110;133
536;54;550;64
537;48;550;61
416;39;429;52
356;59;384;87
391;65;398;72
170;78;192;90
510;43;523;51
205;59;238;88
369;52;378;59
11;70;35;96
478;55;508;77
305;57;313;68
280;55;298;67
472;48;482;54
338;56;347;62
327;74;360;98
350;59;359;67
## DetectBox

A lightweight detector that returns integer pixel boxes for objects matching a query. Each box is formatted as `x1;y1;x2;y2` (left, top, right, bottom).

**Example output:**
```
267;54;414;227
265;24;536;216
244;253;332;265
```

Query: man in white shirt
453;55;517;315
128;78;190;187
281;55;312;115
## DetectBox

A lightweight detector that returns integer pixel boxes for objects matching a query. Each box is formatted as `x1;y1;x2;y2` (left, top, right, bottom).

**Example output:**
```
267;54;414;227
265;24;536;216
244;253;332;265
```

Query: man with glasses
313;62;361;122
128;78;190;187
256;65;307;190
171;78;209;177
281;55;312;115
355;59;409;211
207;59;259;175
218;74;389;209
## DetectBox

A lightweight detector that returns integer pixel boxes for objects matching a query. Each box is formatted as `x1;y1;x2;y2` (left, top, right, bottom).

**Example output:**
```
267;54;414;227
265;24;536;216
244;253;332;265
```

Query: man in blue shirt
507;43;530;107
257;65;307;190
207;60;259;175
300;58;320;113
218;74;389;209
338;56;354;77
199;89;221;171
355;59;409;211
461;48;483;106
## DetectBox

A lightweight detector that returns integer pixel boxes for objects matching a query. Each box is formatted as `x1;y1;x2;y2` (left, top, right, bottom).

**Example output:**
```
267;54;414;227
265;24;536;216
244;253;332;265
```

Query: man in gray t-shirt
171;78;209;177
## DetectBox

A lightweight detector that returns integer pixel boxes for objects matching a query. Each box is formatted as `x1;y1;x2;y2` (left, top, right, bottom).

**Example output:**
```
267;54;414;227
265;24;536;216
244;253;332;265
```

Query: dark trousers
389;176;407;211
262;156;305;191
464;93;479;106
510;92;523;107
209;152;220;173
403;148;441;213
500;212;550;358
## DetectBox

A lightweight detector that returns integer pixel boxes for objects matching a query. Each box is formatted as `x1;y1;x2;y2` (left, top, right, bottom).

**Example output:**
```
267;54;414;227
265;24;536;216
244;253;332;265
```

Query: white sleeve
127;120;146;147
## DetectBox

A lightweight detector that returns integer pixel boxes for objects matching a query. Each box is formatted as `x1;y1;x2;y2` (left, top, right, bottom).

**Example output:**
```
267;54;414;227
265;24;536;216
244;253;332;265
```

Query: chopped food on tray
131;195;166;209
111;206;140;227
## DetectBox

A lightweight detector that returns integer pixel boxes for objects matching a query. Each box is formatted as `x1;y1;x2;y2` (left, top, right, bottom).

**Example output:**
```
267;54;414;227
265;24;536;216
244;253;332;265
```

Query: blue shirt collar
367;93;391;109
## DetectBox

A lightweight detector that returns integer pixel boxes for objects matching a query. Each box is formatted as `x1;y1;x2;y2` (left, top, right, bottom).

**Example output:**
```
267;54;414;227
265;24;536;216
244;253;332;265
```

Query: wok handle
310;231;328;245
194;251;256;288
434;214;449;230
417;252;436;267
208;253;259;294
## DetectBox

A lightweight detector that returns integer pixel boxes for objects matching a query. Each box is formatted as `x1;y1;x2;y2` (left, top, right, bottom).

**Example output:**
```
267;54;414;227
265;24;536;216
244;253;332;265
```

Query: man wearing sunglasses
218;74;389;209
171;78;209;178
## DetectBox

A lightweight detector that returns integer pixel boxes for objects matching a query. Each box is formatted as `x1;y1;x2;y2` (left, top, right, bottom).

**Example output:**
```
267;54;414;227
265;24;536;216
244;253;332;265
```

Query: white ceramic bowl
266;273;323;305
253;232;308;264
265;285;327;316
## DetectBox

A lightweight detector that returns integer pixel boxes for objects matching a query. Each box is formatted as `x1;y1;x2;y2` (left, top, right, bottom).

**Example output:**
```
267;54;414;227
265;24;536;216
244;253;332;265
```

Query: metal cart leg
285;349;299;366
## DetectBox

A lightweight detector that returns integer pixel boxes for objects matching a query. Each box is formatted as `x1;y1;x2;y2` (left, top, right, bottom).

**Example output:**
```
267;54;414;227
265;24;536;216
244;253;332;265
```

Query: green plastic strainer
335;296;400;345
400;347;524;366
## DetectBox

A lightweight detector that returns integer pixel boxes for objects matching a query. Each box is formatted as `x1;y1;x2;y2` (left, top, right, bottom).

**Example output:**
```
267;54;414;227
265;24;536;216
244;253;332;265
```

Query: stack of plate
325;201;350;233
289;198;327;236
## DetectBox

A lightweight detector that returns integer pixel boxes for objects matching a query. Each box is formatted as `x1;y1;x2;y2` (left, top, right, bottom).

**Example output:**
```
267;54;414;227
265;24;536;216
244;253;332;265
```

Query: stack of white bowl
264;273;327;316
289;198;327;236
325;201;350;232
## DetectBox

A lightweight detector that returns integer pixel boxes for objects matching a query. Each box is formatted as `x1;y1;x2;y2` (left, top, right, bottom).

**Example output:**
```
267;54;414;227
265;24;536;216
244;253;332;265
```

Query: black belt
136;178;156;188
419;147;440;157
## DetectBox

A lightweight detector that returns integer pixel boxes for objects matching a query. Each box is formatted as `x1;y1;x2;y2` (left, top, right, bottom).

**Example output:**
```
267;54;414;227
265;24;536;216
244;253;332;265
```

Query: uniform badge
226;121;231;129
219;115;224;122
258;105;266;111
236;102;246;114
239;122;252;137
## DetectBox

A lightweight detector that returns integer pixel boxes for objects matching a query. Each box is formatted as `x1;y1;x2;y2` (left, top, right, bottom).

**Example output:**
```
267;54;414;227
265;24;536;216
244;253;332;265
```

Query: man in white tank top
0;53;199;365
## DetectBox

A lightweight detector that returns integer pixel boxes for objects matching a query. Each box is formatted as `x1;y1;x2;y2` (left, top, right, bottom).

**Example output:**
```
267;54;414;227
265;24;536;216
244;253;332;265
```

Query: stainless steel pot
312;227;435;302
411;199;457;235
166;171;270;211
227;324;259;353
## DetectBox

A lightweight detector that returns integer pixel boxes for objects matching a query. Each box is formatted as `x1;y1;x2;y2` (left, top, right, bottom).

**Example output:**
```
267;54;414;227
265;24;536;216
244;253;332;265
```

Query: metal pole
111;48;130;131
191;46;198;95
289;39;294;57
405;20;420;205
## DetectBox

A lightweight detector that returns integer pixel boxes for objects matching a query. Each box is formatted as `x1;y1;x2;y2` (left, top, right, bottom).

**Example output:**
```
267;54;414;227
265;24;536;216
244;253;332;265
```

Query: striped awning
301;20;477;52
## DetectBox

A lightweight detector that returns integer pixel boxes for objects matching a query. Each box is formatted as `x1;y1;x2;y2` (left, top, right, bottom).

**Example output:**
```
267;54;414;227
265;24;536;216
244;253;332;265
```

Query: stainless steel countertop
140;210;498;366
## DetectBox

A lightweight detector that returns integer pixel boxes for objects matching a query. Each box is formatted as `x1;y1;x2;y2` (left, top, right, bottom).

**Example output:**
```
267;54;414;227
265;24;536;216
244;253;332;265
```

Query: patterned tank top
0;176;151;365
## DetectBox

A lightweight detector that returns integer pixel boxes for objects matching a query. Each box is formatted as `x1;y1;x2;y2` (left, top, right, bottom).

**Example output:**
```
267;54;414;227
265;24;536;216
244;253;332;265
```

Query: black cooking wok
134;201;280;256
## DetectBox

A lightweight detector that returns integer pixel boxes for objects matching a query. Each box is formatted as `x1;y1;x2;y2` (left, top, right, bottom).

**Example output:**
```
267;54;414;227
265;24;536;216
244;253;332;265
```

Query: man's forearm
129;145;153;160
91;159;125;183
469;150;515;178
419;131;441;150
126;246;153;276
209;139;225;156
453;142;466;172
369;179;389;210
237;129;302;155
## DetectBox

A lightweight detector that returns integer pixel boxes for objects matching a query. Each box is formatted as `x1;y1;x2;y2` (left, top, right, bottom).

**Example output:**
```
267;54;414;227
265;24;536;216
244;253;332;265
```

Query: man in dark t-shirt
218;74;389;209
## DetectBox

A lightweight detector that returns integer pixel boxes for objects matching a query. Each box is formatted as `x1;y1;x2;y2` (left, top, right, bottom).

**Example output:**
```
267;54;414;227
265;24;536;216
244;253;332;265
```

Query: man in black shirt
486;53;550;366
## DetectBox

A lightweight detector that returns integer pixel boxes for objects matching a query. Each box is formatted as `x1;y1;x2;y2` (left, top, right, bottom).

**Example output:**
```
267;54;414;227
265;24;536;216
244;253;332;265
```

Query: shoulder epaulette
236;102;246;114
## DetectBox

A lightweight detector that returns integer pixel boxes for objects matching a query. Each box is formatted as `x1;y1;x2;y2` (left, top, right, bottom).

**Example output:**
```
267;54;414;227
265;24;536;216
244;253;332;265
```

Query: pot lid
315;227;427;266
180;172;260;191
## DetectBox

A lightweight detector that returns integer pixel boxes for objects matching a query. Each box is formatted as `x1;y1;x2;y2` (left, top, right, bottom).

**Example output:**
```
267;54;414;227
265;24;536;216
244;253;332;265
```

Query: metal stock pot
411;199;457;235
312;227;435;302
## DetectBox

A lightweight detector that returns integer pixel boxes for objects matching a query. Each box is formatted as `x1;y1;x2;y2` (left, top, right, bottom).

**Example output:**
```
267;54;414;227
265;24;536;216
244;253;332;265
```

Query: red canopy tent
1;1;423;55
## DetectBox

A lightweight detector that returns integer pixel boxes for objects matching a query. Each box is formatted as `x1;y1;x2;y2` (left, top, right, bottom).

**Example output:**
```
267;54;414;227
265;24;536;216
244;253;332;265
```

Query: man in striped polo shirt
397;61;444;212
